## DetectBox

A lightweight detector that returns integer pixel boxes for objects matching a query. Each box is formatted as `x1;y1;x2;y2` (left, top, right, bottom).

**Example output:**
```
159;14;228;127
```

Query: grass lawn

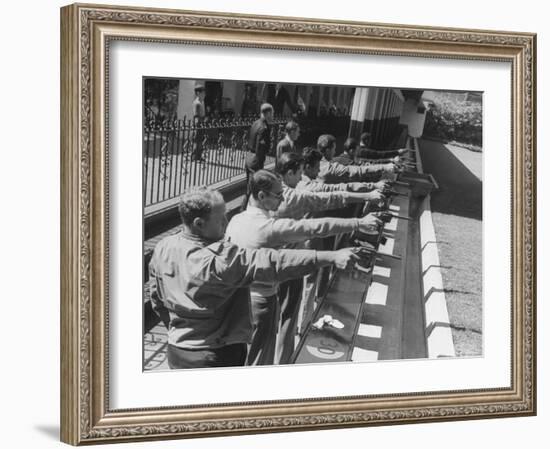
418;139;483;356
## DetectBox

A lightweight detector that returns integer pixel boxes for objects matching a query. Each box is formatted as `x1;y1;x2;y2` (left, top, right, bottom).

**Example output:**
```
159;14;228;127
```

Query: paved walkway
144;321;169;371
443;144;482;180
419;139;482;221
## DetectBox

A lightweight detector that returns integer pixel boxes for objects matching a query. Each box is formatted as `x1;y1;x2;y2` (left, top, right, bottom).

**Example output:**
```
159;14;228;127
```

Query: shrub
423;93;482;148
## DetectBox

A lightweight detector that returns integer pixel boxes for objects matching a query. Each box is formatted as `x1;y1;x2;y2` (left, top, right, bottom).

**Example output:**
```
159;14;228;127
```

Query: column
176;79;197;122
348;87;370;139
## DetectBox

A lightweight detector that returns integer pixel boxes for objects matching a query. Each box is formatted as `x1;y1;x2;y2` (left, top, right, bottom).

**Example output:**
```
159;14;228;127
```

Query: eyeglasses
263;190;284;200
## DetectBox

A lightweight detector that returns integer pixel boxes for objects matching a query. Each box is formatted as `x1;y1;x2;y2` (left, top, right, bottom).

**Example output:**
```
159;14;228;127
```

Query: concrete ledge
144;174;247;239
414;137;456;358
145;172;245;219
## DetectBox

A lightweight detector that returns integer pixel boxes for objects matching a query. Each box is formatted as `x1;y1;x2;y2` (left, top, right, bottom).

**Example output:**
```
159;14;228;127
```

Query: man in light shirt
226;171;381;365
317;134;396;184
298;147;389;194
273;152;385;220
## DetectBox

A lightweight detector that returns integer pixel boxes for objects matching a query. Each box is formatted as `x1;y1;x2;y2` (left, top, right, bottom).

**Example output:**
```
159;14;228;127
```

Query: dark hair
302;147;323;167
285;121;299;134
276;152;304;176
343;137;359;154
178;187;223;226
241;170;280;211
316;134;336;155
360;132;372;145
250;170;280;200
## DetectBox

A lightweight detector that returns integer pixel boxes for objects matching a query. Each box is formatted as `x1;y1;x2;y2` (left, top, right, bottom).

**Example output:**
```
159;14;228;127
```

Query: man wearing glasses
226;170;382;365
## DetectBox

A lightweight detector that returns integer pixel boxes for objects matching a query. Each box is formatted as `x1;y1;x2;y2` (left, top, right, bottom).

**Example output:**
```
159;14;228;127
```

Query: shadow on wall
34;425;59;440
418;139;482;221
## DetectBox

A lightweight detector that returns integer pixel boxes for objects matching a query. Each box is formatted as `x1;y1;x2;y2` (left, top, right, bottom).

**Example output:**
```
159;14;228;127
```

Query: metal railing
144;116;283;207
143;113;351;207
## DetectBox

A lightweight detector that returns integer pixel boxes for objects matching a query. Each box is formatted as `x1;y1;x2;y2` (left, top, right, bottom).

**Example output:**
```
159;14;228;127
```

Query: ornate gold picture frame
60;3;536;445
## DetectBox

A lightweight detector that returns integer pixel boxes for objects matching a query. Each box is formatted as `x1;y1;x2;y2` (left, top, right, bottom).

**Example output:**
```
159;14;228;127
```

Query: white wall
400;98;427;137
176;79;196;120
1;1;546;449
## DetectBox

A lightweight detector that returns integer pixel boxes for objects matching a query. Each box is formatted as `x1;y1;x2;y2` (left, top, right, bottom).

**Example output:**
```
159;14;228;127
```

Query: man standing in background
191;81;206;162
245;103;274;181
266;83;296;116
276;121;301;160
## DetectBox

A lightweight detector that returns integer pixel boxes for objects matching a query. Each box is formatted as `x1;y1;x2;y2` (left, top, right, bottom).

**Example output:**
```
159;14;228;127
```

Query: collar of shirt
322;157;345;168
245;205;272;218
320;158;330;170
272;185;305;219
179;229;217;246
269;184;294;216
301;173;312;182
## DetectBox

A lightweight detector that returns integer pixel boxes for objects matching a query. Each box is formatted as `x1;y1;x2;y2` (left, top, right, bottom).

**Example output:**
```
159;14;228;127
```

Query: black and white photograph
142;78;483;371
1;0;543;446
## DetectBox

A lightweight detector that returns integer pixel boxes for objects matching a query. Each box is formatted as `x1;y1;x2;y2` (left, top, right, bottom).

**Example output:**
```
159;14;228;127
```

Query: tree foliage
144;79;179;124
423;92;482;148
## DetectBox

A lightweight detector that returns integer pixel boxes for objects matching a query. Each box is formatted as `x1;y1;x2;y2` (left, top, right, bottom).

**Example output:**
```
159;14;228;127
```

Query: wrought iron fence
143;113;350;207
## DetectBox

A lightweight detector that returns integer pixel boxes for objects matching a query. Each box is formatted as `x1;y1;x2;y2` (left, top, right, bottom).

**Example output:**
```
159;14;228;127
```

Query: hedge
423;98;482;148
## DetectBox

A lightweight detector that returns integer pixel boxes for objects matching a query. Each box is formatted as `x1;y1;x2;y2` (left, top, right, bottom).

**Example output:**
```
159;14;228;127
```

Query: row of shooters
149;130;416;370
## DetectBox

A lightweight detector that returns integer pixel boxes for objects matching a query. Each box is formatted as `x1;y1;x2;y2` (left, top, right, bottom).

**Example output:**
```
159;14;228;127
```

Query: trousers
246;294;279;366
167;343;247;369
275;277;304;364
